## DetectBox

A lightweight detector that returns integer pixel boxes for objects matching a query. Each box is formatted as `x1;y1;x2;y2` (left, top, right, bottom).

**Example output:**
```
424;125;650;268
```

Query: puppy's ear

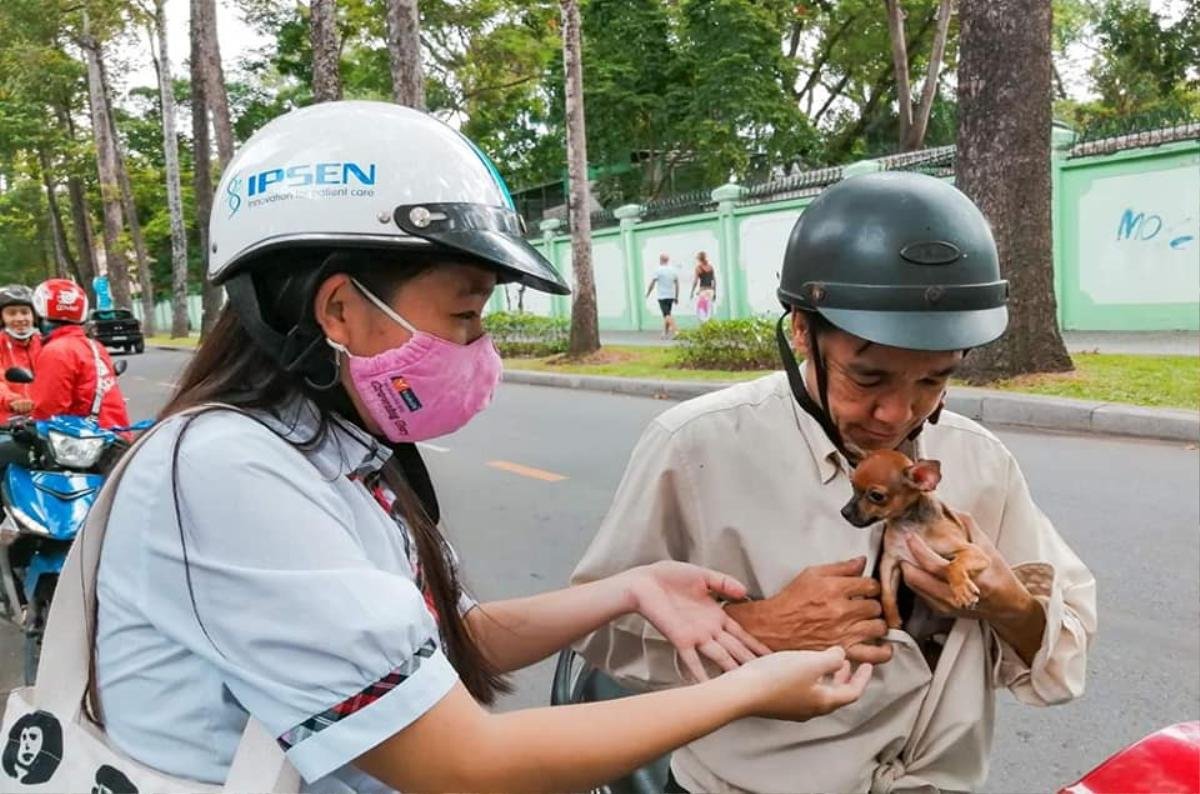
904;459;942;491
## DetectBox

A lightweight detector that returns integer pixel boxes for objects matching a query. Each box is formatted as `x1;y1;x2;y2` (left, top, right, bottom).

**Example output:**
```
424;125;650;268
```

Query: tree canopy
1;0;1195;288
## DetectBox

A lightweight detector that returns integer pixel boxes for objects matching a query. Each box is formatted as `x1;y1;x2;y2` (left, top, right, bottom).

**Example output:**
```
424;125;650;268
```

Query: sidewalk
502;369;1199;443
602;329;1200;356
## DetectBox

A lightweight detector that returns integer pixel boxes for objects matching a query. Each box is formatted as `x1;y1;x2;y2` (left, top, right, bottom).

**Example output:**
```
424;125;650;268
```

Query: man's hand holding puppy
902;514;1047;665
724;557;894;664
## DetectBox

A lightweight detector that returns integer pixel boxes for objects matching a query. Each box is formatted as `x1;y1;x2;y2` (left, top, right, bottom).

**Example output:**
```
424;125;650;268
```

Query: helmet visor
393;203;569;295
818;305;1009;352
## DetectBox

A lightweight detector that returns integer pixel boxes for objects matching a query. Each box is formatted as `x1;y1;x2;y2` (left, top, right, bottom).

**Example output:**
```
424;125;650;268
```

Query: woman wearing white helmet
90;102;870;793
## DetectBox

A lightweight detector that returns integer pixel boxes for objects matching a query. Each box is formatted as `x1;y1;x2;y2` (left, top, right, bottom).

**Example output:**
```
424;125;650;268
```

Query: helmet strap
226;272;340;390
775;310;856;464
906;397;944;443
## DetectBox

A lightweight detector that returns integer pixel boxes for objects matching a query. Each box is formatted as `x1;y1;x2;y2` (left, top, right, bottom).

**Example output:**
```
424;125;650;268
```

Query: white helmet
209;100;568;295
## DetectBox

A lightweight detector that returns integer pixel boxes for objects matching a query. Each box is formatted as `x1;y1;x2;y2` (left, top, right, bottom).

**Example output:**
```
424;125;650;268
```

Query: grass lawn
982;353;1198;409
505;346;1199;409
145;334;199;348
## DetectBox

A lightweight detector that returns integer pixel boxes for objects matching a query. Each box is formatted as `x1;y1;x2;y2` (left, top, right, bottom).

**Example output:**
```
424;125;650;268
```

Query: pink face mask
329;278;503;443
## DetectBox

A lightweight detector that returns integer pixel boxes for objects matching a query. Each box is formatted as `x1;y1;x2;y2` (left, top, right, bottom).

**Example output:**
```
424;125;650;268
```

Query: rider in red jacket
0;285;43;424
30;279;130;429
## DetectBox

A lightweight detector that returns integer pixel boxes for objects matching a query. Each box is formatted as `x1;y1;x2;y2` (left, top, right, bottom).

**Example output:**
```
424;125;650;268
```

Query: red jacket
31;325;131;429
0;333;43;424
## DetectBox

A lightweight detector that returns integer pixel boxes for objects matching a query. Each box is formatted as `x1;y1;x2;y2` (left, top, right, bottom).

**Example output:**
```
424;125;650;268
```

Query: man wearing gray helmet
573;172;1096;793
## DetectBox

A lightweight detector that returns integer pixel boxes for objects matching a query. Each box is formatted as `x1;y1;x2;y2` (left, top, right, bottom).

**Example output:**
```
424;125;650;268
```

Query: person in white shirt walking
646;253;680;338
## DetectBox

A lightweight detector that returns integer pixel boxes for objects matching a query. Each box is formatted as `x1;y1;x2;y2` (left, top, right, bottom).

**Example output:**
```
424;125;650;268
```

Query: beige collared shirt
572;372;1096;794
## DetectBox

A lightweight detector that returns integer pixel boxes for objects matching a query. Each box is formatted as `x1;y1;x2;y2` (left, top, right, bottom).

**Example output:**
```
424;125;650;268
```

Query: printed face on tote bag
2;711;63;785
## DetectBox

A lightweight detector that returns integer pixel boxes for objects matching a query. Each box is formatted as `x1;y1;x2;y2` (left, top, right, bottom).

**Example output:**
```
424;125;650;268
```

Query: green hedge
485;311;569;357
673;317;780;370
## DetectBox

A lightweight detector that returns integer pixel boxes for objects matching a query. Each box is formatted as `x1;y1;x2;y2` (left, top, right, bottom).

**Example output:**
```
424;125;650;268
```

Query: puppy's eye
867;490;887;505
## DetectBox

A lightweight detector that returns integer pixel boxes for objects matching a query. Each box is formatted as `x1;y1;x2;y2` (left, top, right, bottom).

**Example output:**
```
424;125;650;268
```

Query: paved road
3;348;1197;793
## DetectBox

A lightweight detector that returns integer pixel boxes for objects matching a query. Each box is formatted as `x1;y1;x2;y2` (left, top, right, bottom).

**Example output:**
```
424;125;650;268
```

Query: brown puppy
841;450;989;629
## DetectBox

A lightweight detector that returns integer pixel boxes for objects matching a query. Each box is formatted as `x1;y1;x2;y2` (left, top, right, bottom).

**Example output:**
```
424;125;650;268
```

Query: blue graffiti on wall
1116;208;1195;249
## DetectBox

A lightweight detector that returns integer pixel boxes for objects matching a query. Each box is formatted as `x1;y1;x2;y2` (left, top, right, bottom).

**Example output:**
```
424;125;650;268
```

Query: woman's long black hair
86;247;509;726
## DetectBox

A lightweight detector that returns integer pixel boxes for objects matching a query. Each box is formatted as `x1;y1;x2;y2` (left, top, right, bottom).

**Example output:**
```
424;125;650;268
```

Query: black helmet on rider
775;171;1009;460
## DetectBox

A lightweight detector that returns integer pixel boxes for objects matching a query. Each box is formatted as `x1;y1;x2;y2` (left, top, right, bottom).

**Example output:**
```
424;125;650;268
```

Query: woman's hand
619;561;771;683
8;397;33;415
729;646;873;722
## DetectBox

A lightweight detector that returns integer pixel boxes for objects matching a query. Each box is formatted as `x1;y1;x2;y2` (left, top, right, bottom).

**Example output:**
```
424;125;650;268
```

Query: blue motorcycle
0;365;151;684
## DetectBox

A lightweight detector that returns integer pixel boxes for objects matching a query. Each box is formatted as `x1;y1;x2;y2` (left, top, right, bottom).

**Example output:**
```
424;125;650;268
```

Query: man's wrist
984;580;1037;626
723;598;766;638
985;583;1045;664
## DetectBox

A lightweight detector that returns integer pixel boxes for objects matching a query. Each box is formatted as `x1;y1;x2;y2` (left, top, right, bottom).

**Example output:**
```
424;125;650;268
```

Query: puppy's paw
949;578;980;610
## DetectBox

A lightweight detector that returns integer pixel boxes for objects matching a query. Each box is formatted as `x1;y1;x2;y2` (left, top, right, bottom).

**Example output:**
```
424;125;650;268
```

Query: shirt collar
256;396;392;479
46;324;85;342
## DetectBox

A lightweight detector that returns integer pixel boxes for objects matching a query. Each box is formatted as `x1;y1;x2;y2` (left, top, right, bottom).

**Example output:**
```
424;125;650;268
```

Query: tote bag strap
32;408;204;718
30;404;299;790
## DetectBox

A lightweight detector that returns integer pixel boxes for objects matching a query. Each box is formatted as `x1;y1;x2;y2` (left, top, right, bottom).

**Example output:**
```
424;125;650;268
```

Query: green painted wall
1056;140;1199;331
512;136;1199;332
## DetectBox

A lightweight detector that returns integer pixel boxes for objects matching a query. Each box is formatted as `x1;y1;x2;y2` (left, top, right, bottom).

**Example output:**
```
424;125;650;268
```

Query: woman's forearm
468;575;634;672
359;676;749;794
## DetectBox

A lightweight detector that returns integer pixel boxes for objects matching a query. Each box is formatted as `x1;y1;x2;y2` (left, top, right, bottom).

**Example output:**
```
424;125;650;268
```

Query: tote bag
1;409;300;793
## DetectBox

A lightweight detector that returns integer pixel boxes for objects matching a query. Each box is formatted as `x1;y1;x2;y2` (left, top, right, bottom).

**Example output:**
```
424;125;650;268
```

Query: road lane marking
418;442;450;453
486;460;568;482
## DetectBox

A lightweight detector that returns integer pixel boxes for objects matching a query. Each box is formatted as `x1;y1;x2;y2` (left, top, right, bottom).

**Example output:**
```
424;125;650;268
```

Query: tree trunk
151;0;190;339
560;0;598;357
310;0;343;102
386;0;425;108
956;0;1071;382
99;56;157;336
38;149;76;279
191;0;221;336
885;0;913;148
56;104;98;297
81;21;133;311
196;0;234;168
907;0;954;150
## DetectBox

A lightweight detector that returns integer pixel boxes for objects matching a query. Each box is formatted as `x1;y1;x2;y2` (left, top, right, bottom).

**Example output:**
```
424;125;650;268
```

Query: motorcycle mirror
113;360;128;377
4;367;33;384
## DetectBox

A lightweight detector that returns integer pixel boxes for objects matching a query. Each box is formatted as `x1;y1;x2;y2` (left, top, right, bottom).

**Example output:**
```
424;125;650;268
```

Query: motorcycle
551;650;670;794
551;650;1200;794
0;363;152;684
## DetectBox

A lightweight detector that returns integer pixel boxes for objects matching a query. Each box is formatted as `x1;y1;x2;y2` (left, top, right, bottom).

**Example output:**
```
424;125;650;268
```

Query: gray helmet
0;285;35;313
778;171;1008;351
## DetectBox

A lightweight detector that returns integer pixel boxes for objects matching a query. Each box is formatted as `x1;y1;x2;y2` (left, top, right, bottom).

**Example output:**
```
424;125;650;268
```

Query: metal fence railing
639;188;717;223
524;121;1197;235
736;165;844;207
876;144;957;177
1070;121;1200;158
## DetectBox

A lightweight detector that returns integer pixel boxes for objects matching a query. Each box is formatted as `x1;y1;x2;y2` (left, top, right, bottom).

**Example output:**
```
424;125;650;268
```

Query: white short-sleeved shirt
653;265;678;299
96;401;464;793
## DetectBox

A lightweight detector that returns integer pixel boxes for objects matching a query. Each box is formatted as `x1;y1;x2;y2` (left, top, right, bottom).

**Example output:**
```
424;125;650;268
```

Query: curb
502;369;1200;444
